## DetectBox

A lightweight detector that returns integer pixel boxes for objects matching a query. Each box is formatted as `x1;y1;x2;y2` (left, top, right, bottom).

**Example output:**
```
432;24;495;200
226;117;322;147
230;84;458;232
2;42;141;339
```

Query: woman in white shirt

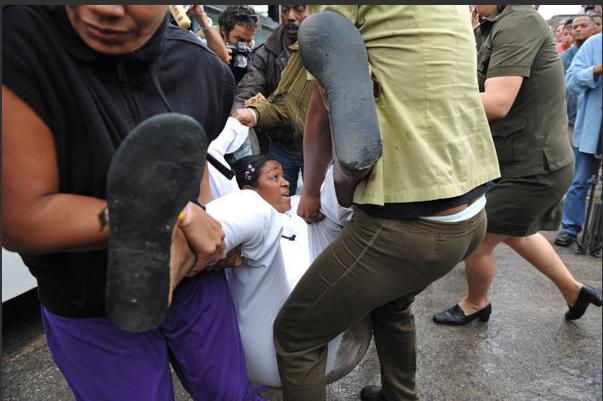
205;154;371;388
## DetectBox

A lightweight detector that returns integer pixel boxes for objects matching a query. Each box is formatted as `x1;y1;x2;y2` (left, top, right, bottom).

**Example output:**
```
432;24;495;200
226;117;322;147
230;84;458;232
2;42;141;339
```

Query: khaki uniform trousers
274;208;487;401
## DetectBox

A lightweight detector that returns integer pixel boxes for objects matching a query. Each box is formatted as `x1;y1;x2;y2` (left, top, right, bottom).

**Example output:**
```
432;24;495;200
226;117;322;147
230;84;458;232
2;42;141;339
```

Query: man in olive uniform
232;44;314;163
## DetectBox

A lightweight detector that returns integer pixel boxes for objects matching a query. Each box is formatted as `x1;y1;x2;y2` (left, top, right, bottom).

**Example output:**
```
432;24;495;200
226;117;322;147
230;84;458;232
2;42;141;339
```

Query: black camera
226;42;252;82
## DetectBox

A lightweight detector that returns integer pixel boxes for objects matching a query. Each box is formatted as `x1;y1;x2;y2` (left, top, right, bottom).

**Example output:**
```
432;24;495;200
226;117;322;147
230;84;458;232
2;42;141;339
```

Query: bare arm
204;28;231;65
2;85;108;253
480;76;523;121
297;85;333;223
189;5;231;65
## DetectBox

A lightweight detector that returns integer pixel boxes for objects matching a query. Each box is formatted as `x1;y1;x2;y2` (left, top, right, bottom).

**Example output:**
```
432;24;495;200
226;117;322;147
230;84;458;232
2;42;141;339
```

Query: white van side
2;248;37;302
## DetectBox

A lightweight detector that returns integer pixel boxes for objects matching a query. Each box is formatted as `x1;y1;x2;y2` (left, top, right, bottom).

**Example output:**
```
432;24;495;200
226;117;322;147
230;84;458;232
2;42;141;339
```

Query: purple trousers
42;271;264;401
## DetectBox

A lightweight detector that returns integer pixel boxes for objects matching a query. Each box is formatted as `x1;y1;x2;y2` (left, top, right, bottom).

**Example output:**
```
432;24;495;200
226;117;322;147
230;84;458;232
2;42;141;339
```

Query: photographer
234;5;309;193
217;5;261;83
186;5;232;65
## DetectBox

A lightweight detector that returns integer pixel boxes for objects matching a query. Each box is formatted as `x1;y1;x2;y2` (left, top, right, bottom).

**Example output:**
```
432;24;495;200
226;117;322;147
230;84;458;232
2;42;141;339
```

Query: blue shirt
566;33;602;155
561;46;579;126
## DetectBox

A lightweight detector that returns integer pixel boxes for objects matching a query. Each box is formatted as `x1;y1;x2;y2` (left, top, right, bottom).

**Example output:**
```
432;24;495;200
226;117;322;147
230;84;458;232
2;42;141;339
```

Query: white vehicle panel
2;248;37;302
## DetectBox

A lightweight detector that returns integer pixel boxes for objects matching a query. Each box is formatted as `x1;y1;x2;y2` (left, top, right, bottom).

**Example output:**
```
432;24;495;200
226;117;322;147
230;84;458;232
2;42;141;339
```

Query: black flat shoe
554;231;576;247
106;113;208;333
360;385;387;401
299;11;382;172
565;285;603;320
432;303;492;326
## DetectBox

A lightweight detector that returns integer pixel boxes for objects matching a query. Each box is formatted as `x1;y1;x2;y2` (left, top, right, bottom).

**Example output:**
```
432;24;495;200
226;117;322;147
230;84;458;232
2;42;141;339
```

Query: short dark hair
218;5;261;35
564;18;574;27
573;14;595;25
233;154;278;189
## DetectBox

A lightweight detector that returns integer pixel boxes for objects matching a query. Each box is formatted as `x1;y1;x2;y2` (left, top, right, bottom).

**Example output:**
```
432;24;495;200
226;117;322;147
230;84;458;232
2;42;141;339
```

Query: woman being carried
205;154;371;387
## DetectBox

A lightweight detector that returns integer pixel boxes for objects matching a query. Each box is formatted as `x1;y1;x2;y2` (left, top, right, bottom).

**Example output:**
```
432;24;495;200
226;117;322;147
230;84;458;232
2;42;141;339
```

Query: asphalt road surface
3;231;601;401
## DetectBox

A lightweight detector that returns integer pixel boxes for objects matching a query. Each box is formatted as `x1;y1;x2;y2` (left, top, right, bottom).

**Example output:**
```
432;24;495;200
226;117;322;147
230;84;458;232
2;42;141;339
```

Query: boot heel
479;304;492;321
566;285;603;320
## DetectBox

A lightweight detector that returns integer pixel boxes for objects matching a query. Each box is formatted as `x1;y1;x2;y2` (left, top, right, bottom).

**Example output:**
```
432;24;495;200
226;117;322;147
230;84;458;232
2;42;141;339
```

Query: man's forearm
302;86;333;196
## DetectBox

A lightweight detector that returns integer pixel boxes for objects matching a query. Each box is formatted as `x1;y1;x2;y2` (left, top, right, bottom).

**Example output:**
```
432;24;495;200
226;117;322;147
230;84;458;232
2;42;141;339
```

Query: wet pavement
2;231;601;401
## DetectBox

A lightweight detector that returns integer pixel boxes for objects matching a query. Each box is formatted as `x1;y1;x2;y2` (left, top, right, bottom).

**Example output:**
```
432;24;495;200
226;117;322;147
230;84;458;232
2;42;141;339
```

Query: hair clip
244;163;256;182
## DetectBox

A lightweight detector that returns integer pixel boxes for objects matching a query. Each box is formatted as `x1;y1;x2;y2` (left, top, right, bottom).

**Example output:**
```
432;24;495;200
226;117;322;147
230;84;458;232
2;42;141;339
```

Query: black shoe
565;285;603;320
432;303;492;326
299;11;382;171
554;231;576;247
360;385;387;401
106;113;207;333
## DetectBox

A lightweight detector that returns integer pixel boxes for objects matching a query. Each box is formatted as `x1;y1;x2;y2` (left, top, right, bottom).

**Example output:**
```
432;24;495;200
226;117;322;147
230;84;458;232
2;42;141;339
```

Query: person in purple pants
3;5;263;401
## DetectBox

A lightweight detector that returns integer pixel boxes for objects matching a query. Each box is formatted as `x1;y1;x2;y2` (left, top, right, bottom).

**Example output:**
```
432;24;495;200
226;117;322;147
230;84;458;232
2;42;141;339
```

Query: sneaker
554;231;576;247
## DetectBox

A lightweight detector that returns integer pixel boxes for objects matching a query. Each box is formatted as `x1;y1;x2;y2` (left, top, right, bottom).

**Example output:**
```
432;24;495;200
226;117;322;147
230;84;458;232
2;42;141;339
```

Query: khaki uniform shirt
311;5;500;205
476;5;573;178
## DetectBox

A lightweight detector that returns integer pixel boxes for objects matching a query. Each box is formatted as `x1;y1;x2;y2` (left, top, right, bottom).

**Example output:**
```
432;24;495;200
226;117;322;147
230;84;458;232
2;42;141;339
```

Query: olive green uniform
476;5;574;235
249;45;315;154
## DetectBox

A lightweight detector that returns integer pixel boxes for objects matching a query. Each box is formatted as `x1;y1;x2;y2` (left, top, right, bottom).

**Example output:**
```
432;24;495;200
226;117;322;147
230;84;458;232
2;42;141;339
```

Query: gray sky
537;5;583;20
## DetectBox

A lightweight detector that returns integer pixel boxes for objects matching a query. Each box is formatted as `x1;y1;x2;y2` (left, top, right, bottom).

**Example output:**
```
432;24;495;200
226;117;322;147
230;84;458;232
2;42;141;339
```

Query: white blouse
205;168;370;387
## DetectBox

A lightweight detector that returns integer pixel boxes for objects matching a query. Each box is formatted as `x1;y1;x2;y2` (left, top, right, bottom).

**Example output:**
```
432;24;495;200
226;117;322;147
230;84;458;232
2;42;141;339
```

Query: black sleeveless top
3;6;234;317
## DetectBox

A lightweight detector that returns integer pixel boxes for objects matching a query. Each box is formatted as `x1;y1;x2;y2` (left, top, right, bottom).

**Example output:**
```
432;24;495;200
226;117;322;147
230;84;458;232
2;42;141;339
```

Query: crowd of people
2;5;602;401
551;7;602;251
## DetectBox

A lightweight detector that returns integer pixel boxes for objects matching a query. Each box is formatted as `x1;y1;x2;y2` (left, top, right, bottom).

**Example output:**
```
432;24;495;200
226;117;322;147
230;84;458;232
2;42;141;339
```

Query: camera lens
233;54;248;69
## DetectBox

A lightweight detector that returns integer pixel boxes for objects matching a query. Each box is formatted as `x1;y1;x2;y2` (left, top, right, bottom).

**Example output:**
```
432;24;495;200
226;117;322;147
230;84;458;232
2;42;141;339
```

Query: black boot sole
298;11;382;171
106;113;207;332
